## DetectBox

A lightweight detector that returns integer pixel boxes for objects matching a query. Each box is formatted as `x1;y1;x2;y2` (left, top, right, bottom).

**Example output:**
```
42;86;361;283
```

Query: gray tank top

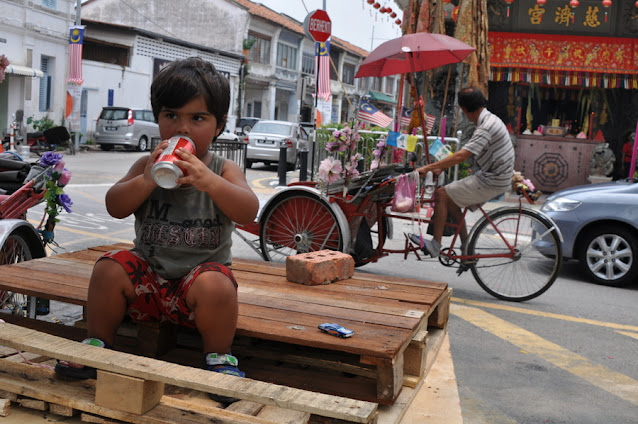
133;154;233;279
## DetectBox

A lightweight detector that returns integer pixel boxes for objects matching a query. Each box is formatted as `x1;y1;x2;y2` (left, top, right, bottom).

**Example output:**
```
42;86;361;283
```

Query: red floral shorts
100;250;237;328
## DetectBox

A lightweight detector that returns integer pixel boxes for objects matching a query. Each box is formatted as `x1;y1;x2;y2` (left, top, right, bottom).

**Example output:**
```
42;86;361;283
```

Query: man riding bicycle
409;86;515;257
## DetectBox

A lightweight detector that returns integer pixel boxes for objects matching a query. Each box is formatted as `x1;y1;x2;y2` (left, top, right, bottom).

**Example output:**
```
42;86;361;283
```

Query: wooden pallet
0;244;450;407
0;323;376;424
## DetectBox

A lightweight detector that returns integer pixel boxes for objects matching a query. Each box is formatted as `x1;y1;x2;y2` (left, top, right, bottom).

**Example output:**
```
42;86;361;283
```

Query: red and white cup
151;136;195;189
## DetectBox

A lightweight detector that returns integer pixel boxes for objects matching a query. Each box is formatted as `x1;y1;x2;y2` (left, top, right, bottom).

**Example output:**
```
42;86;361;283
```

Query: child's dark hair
458;86;488;112
150;57;230;130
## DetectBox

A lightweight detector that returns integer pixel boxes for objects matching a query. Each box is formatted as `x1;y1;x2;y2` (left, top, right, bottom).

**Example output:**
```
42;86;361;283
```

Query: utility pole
73;0;81;154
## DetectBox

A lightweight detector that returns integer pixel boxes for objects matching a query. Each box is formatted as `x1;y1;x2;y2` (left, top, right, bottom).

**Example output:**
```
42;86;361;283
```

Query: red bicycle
235;164;563;302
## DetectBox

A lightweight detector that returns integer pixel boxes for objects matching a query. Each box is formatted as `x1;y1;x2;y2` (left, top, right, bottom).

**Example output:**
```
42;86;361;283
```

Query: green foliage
27;115;55;132
243;38;257;50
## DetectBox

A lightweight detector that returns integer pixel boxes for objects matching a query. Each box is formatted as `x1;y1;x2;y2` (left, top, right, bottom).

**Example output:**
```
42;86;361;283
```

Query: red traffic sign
304;9;332;43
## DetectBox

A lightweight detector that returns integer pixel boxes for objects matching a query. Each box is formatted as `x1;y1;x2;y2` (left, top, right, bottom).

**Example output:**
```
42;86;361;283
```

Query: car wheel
245;159;254;169
100;144;114;151
137;136;148;152
579;224;638;287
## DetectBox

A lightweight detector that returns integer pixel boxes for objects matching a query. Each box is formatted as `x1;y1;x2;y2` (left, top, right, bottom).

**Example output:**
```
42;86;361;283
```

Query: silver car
244;120;309;170
94;107;160;151
541;180;638;287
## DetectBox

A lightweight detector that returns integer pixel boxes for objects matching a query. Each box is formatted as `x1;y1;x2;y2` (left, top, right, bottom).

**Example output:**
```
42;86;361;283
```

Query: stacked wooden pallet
0;244;452;422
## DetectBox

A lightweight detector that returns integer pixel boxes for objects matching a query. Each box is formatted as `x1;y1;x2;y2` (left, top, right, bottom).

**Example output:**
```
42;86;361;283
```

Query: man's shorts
100;250;237;328
445;174;509;209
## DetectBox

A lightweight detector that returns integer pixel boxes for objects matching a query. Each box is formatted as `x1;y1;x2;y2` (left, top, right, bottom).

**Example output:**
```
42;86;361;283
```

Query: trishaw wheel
0;233;32;315
259;191;344;262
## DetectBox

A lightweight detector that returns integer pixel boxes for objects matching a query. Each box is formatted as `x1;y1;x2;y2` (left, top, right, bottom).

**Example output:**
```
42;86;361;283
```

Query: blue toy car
318;323;354;338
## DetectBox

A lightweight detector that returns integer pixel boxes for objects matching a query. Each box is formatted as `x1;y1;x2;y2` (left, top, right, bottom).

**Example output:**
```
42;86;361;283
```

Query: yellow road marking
451;303;638;407
452;297;638;332
617;331;638;341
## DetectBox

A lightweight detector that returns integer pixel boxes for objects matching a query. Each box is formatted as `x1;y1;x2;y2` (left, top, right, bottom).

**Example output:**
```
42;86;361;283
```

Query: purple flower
57;194;73;213
39;151;63;167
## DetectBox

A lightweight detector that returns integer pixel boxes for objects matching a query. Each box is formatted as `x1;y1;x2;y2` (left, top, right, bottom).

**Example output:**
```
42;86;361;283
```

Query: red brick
286;250;355;285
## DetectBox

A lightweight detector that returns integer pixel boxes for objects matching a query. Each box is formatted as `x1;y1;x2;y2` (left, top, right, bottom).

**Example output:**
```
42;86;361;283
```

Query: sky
255;0;404;52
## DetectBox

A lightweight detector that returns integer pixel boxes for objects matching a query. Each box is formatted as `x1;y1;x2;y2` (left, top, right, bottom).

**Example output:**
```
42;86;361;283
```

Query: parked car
216;129;240;142
94;107;160;151
244;120;309;170
540;180;638;287
235;117;260;136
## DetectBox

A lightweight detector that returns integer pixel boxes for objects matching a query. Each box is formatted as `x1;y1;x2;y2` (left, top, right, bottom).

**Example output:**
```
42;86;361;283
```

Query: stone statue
590;143;615;177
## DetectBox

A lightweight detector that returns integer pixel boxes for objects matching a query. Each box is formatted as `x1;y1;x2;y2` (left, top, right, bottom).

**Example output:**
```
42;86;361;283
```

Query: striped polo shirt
462;108;515;189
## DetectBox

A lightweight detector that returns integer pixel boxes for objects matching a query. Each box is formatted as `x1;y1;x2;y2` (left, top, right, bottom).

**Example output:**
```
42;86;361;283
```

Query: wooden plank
239;282;426;325
237;308;412;359
49;403;78;417
0;398;10;417
0;323;377;423
0;359;367;424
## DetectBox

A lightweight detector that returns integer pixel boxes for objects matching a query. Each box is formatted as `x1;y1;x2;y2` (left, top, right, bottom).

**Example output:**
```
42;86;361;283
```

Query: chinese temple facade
398;0;637;191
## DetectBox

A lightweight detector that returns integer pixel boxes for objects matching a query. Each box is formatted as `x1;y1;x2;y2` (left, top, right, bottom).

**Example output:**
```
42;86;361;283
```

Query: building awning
5;65;44;78
489;32;638;88
368;90;396;104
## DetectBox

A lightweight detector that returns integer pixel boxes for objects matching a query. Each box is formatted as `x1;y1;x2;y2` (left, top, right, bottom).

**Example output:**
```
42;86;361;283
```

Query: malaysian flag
315;40;331;100
400;107;413;127
67;25;84;85
424;113;436;135
357;100;393;128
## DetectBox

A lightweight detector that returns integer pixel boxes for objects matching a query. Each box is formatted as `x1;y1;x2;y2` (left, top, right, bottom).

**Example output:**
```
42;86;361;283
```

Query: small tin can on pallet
151;135;196;189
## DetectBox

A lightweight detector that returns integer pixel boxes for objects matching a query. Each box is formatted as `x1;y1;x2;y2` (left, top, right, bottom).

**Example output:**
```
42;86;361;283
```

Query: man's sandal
54;338;107;380
205;353;245;403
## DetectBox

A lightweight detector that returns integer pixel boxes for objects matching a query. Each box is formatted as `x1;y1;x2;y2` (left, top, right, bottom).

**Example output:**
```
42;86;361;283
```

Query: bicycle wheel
0;233;32;315
467;207;562;302
260;191;344;262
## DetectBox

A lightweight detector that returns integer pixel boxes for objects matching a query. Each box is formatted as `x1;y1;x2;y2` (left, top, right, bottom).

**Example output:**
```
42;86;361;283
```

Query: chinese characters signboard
516;0;614;35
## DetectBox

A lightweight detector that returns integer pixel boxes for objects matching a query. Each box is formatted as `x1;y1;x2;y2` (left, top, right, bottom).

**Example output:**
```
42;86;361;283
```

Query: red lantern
602;0;612;22
366;0;374;4
636;0;638;7
395;19;402;25
373;2;381;9
390;12;397;18
380;7;386;13
386;7;392;13
537;0;546;5
504;0;514;18
569;0;579;7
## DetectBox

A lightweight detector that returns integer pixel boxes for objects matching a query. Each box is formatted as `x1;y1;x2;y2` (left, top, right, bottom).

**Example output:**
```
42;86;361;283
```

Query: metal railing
209;140;247;173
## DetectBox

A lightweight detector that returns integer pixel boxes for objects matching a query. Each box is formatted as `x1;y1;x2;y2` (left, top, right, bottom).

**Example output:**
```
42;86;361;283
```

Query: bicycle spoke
469;209;561;302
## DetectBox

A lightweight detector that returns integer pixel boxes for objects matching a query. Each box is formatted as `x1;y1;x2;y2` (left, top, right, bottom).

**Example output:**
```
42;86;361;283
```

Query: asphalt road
25;149;638;424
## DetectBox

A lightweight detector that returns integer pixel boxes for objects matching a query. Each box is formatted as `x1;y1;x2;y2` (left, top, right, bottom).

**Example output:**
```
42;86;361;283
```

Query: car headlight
541;196;582;212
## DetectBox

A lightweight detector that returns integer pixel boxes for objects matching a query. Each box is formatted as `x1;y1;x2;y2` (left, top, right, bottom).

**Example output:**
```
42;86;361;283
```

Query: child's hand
172;148;213;191
145;140;170;186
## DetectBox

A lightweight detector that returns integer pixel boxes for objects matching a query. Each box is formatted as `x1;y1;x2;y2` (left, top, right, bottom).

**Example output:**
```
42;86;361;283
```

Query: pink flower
318;157;343;184
52;160;66;178
58;170;72;187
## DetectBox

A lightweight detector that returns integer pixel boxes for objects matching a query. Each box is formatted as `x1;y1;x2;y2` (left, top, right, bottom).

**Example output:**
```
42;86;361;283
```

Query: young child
55;57;259;390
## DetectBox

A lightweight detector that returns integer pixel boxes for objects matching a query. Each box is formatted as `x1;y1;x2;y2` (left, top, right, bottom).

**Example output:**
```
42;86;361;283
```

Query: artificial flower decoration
371;137;388;170
318;156;343;184
318;123;363;185
38;151;73;243
0;55;9;84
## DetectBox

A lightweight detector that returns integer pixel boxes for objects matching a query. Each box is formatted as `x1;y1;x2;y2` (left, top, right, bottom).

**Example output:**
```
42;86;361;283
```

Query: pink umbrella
356;33;475;164
355;32;475;78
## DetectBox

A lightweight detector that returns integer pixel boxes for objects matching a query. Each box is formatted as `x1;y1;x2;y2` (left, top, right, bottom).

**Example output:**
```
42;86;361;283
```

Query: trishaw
235;32;563;302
